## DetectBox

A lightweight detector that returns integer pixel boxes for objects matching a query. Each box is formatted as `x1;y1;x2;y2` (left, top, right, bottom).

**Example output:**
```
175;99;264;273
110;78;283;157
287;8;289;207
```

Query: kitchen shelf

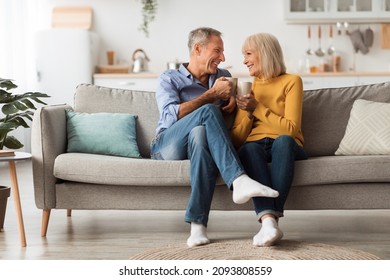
285;0;390;23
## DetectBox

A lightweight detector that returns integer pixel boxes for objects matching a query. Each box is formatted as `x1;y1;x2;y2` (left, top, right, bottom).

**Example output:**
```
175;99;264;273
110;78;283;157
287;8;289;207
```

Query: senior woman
231;33;308;247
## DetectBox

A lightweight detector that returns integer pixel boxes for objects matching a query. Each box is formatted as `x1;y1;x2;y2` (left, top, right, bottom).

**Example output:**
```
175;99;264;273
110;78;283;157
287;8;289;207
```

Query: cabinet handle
118;82;136;86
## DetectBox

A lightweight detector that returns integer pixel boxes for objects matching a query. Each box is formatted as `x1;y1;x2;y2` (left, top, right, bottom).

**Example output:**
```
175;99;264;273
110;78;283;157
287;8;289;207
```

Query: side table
0;151;32;247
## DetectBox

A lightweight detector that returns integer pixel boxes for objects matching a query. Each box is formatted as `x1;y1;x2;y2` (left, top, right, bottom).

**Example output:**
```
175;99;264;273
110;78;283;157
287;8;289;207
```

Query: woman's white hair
242;33;286;80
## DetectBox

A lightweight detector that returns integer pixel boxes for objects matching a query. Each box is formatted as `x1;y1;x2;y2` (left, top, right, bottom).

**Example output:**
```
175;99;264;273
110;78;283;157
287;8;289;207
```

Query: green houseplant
139;0;158;38
0;78;50;150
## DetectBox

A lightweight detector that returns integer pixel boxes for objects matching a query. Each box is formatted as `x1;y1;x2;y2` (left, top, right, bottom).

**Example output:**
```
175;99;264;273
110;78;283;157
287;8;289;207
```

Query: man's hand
209;77;231;101
222;95;236;113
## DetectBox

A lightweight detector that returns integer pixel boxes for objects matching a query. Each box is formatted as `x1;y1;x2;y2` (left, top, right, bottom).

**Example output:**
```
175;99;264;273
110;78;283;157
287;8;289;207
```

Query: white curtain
0;0;43;151
0;0;42;92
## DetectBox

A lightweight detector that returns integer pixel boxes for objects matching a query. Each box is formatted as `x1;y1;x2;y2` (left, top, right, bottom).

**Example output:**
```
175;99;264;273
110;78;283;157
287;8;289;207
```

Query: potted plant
0;78;50;150
139;0;158;38
1;78;49;228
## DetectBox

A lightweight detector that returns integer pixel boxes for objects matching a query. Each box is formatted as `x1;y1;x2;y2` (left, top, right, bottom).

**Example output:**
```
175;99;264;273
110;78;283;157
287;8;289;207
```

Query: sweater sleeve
230;107;254;148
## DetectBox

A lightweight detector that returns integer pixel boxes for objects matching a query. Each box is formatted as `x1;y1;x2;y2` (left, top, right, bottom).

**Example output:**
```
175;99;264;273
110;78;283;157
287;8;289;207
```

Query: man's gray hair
188;27;222;54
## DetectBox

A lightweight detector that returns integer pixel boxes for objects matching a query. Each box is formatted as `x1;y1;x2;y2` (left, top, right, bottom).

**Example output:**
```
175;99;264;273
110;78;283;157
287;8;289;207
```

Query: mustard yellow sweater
231;73;304;148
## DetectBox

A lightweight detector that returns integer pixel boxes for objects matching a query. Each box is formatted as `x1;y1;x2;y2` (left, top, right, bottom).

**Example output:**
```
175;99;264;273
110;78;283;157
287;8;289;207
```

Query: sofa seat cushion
54;153;390;188
54;153;192;186
293;155;390;186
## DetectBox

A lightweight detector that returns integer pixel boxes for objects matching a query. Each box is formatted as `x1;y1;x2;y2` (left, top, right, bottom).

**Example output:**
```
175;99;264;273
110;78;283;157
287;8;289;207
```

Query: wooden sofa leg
41;209;51;237
67;209;72;217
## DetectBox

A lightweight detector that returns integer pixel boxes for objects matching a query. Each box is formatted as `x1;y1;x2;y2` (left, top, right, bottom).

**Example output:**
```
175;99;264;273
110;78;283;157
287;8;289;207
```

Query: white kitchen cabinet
357;75;390;85
93;74;158;91
301;76;325;90
301;75;357;89
301;73;390;90
285;0;390;23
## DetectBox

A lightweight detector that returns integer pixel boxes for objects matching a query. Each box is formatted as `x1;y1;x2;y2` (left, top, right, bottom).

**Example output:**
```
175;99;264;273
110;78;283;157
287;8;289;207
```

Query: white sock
253;216;283;247
187;223;210;247
232;174;279;204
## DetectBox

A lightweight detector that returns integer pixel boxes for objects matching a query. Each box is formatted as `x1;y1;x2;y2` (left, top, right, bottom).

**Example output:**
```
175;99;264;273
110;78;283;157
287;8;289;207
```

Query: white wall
35;0;390;74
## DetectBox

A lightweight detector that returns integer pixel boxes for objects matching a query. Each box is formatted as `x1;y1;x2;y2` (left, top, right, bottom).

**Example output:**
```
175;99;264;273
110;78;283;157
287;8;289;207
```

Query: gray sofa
31;82;390;236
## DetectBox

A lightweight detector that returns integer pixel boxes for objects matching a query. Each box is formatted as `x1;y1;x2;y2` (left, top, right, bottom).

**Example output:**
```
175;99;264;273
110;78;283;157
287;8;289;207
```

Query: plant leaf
2;114;31;128
0;78;17;91
0;122;17;132
2;103;19;114
0;77;50;149
4;135;24;149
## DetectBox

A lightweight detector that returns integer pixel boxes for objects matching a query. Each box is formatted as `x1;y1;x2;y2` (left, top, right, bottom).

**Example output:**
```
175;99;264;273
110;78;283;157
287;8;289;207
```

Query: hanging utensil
306;25;314;55
363;26;374;47
337;22;342;35
315;25;325;57
327;25;335;55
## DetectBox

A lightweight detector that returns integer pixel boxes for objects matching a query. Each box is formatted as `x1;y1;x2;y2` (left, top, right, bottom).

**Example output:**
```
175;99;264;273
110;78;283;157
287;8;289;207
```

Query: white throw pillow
335;99;390;155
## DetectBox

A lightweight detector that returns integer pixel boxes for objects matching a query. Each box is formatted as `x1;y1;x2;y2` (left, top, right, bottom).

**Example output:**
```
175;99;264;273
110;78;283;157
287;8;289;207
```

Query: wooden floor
1;161;390;260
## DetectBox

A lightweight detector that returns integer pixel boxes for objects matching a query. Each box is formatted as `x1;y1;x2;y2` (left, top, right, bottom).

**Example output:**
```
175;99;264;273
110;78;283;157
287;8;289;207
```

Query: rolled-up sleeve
155;72;181;134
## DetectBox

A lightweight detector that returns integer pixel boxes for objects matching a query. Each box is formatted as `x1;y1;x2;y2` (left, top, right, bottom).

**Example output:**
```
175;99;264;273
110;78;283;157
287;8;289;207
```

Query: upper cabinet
285;0;390;23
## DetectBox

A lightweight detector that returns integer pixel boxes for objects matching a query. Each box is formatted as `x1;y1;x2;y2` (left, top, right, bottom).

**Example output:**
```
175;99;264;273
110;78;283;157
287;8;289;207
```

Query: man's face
197;35;225;74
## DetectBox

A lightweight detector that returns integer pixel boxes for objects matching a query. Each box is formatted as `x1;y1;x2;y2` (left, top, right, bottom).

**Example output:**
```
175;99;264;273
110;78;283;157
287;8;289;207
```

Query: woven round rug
129;239;381;260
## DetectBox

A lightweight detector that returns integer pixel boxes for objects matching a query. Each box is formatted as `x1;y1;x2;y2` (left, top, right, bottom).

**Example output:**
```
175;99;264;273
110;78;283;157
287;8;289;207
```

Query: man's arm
178;77;231;119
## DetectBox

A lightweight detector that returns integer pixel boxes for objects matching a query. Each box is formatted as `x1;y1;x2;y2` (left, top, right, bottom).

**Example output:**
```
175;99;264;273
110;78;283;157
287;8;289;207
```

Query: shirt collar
179;63;219;88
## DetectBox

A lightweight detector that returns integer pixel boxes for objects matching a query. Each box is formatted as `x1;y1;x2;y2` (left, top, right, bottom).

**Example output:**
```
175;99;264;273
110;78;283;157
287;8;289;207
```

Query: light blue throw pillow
66;110;141;158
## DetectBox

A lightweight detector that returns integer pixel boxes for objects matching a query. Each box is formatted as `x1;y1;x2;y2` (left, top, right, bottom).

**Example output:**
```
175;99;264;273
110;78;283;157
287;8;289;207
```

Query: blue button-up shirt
155;63;231;135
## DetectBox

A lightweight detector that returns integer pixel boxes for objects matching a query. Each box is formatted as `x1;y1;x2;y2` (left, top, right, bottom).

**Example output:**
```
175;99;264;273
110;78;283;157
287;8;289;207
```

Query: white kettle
132;49;150;73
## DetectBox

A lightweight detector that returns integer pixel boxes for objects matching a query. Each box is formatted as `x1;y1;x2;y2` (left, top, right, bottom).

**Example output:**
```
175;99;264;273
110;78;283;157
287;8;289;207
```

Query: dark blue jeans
151;104;244;226
237;135;308;219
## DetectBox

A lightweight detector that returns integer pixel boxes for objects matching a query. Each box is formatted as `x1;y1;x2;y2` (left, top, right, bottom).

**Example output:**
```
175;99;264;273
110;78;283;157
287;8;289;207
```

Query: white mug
237;81;252;96
226;77;238;96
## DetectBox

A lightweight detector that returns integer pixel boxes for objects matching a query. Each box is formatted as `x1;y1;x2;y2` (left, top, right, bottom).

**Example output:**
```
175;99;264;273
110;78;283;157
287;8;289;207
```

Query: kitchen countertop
93;72;390;78
94;72;390;78
298;72;390;77
93;72;159;78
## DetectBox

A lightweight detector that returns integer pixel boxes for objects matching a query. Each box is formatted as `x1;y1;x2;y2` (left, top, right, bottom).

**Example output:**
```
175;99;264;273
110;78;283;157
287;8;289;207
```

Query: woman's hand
236;93;257;118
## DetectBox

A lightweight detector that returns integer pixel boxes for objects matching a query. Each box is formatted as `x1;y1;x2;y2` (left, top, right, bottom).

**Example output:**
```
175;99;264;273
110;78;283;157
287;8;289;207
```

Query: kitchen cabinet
93;73;158;91
94;73;254;92
285;0;390;23
301;73;390;90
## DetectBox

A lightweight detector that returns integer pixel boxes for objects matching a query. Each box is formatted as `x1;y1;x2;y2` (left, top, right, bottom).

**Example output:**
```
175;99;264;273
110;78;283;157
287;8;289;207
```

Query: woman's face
243;47;261;77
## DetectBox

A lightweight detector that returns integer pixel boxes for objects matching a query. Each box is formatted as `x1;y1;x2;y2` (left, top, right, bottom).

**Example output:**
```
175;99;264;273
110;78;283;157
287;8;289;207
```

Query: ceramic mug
226;77;238;96
237;81;252;96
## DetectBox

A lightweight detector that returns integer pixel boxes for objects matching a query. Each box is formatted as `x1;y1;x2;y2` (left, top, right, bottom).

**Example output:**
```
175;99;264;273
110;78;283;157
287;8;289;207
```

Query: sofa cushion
302;82;390;157
54;153;390;187
74;84;159;158
66;110;141;158
54;153;191;186
335;99;390;155
293;155;390;186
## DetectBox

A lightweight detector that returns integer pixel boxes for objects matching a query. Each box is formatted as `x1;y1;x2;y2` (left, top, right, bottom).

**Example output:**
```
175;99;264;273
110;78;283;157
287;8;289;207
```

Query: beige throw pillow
335;99;390;155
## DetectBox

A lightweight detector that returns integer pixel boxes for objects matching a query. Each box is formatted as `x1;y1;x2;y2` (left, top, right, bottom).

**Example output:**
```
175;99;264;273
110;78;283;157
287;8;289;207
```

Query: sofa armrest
31;104;72;209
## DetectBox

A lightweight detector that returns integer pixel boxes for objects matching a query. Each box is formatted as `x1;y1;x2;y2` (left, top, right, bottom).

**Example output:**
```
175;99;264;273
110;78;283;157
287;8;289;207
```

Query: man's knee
189;126;207;147
198;104;222;118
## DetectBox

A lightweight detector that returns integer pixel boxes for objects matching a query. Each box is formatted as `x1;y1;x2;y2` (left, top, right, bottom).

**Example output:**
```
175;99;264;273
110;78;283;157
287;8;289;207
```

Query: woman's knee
274;135;295;147
238;142;256;157
272;135;295;154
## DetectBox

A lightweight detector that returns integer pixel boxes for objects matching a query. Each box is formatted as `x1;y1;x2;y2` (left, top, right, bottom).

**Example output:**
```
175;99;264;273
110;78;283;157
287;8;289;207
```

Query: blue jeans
237;135;308;219
151;104;244;226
